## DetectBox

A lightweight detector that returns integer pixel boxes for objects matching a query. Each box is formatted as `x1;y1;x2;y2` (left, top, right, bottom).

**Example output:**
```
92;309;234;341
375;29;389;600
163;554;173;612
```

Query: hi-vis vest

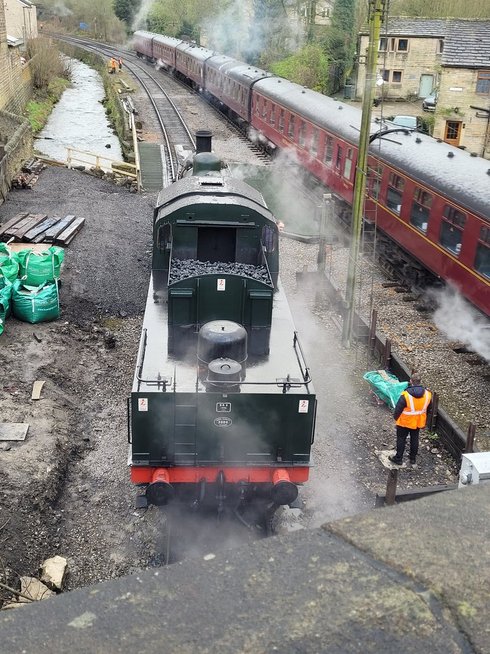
396;389;432;429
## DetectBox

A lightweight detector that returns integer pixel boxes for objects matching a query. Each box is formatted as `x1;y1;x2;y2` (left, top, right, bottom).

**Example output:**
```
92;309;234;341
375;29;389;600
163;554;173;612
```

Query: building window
311;128;319;156
299;121;307;147
386;172;405;214
475;226;490;278
380;69;390;82
440;205;466;255
438;39;444;54
324;135;333;164
397;39;409;52
410;188;432;232
379;37;387;51
390;38;396;51
288;114;295;138
343;148;353;180
445;121;461;141
392;70;402;84
279;109;285;132
270;104;275;125
476;71;490;95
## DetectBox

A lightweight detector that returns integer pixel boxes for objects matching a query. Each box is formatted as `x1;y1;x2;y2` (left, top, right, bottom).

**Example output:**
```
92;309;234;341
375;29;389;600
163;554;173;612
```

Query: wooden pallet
0;213;85;246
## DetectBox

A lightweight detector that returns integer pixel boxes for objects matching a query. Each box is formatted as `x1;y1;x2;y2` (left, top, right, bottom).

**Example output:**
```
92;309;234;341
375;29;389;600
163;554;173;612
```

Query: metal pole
342;0;386;347
317;193;332;272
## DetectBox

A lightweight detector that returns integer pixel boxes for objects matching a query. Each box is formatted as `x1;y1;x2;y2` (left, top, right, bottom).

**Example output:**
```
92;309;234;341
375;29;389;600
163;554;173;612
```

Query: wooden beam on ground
23;216;59;242
0;213;28;237
42;215;76;242
11;214;48;240
55;217;85;245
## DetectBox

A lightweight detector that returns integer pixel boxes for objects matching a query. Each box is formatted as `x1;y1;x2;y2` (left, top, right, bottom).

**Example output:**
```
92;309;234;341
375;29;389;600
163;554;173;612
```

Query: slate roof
360;17;490;69
442;20;490;68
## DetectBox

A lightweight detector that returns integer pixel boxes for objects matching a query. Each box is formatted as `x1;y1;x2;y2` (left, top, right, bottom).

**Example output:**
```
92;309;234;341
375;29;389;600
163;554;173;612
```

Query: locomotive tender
129;135;316;510
133;30;490;317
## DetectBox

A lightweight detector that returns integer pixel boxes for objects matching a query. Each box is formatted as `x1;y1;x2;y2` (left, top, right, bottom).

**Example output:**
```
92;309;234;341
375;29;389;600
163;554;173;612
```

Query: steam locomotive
133;30;490;318
129;132;316;512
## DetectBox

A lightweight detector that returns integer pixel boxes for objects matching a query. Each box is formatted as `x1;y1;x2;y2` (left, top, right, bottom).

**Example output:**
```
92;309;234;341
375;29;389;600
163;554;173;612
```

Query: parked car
391;115;418;129
422;91;438;111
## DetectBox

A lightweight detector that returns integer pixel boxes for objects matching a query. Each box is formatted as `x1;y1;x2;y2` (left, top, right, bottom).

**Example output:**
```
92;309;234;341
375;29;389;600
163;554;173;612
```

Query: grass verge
25;77;71;133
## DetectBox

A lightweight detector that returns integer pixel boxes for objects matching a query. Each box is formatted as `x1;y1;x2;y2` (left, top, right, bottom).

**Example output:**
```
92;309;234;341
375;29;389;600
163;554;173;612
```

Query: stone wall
433;67;490;158
4;0;38;40
356;34;441;100
0;109;33;205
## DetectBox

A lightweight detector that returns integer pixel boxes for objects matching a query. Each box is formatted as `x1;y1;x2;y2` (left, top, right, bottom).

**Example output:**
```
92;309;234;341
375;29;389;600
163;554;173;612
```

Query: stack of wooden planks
0;213;85;246
11;159;47;190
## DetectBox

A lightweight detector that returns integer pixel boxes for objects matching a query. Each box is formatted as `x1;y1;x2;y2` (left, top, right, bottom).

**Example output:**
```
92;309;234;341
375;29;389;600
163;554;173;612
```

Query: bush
26;37;71;89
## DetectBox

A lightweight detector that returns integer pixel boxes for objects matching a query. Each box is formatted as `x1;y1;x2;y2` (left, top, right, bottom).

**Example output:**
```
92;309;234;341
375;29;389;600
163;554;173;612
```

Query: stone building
4;0;38;42
434;20;490;158
356;18;490;158
0;2;33;203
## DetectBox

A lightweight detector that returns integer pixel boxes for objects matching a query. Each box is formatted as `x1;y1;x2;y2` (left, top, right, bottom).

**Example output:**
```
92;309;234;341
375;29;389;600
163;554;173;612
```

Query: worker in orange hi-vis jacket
110;58;117;74
389;373;432;467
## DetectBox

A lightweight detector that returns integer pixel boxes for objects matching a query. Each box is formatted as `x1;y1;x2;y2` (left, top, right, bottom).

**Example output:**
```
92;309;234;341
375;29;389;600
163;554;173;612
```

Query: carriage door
444;121;462;147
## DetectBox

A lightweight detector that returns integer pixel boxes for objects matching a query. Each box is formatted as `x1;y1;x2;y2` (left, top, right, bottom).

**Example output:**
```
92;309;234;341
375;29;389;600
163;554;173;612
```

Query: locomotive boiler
129;133;316;513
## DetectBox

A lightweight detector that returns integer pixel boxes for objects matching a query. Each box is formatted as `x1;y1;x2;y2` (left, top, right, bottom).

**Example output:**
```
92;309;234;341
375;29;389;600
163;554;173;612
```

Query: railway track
53;34;195;182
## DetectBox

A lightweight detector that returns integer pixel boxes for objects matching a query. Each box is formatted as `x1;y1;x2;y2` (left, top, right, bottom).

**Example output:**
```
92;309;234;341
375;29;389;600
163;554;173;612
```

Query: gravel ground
0;62;480;603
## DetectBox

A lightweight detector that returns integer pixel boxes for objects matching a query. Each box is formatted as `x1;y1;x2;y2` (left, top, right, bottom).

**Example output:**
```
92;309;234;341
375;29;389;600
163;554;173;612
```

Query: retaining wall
0;109;33;204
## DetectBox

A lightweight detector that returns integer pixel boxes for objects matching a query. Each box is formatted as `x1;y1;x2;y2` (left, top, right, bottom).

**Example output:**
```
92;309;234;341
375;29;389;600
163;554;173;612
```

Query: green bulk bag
12;280;60;324
0;283;12;335
363;370;408;409
0;249;19;285
17;246;65;287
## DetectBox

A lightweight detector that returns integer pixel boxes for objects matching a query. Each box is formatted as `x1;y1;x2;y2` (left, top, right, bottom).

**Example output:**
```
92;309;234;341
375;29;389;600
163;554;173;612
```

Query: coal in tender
169;259;271;285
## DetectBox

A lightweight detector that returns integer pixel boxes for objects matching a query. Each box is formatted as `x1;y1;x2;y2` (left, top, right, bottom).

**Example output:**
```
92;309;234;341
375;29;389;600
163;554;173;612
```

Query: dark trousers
396;425;419;460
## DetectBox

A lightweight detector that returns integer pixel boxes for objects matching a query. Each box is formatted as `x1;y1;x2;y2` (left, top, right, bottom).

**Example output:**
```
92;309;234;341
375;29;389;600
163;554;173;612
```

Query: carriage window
410;188;432;232
262;100;268;118
367;165;383;200
475;227;490;278
440;205;466;255
335;146;342;170
270;104;276;125
279;109;285;132
299;121;307;147
255;97;260;114
386;173;405;215
343;148;353;179
311;128;319;156
324;136;333;164
288;114;295;138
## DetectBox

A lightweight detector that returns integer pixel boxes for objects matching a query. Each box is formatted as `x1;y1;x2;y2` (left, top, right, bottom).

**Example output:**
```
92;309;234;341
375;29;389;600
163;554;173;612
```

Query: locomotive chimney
195;129;213;154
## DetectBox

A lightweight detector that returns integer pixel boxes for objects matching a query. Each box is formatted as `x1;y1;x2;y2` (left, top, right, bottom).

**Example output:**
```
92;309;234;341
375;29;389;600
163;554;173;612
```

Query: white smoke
432;287;490;362
51;1;73;17
132;0;156;32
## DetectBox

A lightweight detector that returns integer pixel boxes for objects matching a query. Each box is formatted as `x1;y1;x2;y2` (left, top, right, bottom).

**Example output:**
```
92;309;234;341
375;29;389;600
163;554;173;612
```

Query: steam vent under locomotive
129;131;316;512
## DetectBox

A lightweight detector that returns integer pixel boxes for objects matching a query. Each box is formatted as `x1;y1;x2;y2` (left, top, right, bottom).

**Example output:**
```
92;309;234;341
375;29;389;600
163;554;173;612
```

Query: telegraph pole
341;0;387;347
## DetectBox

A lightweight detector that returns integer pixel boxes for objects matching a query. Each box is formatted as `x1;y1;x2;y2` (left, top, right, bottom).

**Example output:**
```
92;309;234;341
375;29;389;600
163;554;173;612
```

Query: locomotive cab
152;168;279;356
